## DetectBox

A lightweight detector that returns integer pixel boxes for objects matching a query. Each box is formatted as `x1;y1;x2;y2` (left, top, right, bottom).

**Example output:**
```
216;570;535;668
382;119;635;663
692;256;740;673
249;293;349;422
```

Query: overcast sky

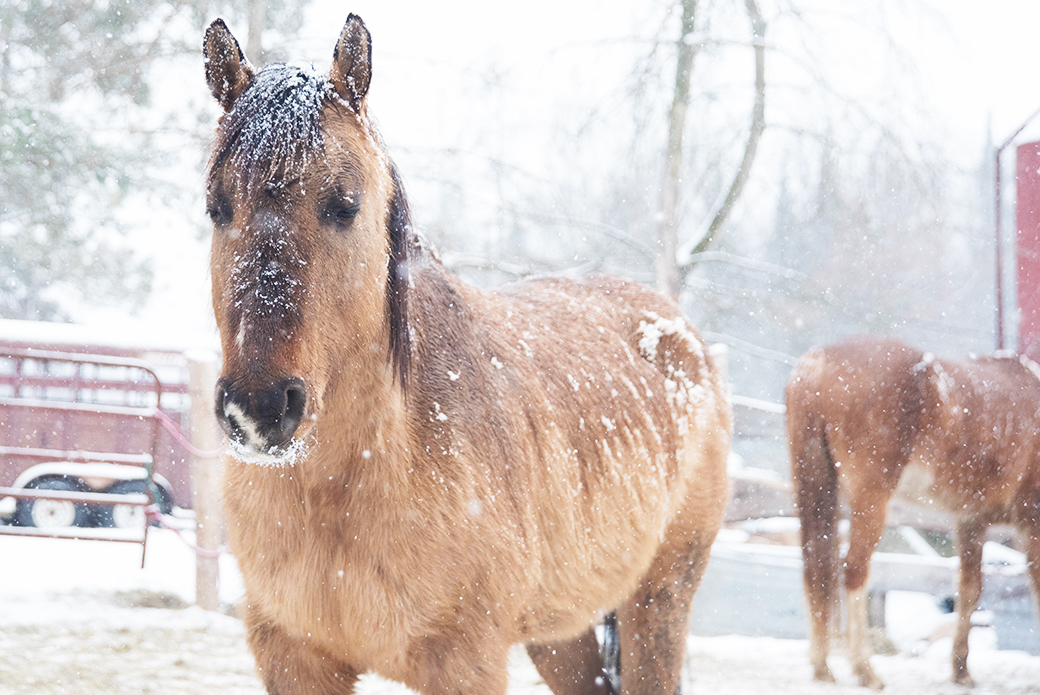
294;1;1040;159
73;0;1040;341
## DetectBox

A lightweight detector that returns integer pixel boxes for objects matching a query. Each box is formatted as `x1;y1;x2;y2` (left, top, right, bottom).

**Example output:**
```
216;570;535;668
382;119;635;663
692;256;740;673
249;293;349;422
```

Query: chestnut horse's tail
786;358;840;662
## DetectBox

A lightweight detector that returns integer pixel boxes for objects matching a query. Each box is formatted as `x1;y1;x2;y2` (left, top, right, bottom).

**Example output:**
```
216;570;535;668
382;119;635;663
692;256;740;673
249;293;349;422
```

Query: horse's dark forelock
209;61;330;195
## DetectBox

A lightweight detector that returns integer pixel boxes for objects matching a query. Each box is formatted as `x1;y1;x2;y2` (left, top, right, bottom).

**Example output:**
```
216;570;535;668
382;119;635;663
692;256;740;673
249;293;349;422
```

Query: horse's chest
227;488;426;662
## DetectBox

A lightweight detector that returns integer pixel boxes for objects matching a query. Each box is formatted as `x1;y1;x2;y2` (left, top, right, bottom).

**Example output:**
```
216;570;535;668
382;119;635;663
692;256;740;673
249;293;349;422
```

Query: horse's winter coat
787;335;1040;687
203;15;731;695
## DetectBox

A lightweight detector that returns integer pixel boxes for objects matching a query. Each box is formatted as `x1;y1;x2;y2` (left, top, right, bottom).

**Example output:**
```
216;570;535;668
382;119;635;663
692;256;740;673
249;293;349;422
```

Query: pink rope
145;505;229;558
153;409;224;459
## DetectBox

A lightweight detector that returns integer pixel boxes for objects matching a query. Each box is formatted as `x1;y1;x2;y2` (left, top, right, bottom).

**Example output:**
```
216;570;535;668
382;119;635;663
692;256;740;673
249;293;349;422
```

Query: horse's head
203;15;409;463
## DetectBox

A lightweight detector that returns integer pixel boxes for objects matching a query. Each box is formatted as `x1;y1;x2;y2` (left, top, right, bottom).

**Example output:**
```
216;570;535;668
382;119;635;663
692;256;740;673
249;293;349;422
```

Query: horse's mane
207;60;414;389
386;164;413;389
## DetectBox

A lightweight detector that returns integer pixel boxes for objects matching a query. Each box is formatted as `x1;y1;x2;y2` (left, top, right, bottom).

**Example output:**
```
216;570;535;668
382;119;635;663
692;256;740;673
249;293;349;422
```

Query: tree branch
654;0;698;300
685;250;806;281
518;212;655;260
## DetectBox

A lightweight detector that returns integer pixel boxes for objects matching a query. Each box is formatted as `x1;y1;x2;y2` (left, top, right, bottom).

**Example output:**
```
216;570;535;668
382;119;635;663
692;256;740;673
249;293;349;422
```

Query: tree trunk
246;0;266;65
655;0;698;300
678;0;766;272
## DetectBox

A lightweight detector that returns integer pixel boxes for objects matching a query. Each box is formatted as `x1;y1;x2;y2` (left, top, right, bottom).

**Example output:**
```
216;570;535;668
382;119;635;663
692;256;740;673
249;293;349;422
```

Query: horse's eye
207;192;234;228
321;193;362;228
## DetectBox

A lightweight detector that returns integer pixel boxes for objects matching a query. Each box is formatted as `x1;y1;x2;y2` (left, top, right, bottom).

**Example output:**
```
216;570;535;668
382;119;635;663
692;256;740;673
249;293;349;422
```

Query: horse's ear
204;18;254;112
330;14;372;111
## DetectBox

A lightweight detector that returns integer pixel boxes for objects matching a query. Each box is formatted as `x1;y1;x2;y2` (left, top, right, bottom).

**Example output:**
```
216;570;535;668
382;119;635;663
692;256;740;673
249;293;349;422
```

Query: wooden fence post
186;349;223;611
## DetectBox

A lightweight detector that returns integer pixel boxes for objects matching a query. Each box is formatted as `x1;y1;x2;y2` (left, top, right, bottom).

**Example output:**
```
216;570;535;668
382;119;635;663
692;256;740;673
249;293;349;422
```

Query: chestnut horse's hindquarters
787;335;1040;689
785;338;923;690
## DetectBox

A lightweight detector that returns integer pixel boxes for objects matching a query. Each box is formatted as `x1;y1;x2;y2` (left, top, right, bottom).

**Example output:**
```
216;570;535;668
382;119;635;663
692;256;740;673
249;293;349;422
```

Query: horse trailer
0;319;216;535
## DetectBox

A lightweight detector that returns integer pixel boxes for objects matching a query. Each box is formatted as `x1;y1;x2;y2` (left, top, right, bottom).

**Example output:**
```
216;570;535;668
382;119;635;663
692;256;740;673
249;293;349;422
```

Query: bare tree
655;0;767;299
655;0;698;299
246;0;267;64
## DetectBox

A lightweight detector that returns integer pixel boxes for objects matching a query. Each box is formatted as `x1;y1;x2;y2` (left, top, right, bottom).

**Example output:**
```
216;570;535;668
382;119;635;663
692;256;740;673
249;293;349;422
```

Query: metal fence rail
0;348;169;564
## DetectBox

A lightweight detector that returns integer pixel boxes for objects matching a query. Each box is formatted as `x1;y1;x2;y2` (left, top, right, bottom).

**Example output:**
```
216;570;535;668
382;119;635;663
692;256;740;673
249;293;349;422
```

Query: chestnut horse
202;15;730;695
787;335;1040;688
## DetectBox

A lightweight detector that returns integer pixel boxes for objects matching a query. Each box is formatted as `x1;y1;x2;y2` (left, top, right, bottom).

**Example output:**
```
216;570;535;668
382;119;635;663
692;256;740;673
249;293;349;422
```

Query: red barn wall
1017;141;1040;359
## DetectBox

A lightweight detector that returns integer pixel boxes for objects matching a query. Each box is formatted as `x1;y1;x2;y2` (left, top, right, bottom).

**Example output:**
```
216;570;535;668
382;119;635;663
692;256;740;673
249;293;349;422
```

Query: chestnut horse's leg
1022;527;1040;659
245;606;359;694
616;535;714;695
843;491;889;690
526;628;615;695
952;519;985;686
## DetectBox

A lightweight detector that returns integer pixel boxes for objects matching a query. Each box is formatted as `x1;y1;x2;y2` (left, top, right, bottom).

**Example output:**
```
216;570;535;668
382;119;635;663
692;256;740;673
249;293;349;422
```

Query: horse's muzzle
215;377;307;454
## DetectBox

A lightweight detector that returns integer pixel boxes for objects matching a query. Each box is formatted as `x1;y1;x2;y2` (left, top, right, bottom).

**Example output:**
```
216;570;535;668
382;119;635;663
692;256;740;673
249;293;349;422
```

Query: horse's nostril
214;380;242;441
282;379;306;435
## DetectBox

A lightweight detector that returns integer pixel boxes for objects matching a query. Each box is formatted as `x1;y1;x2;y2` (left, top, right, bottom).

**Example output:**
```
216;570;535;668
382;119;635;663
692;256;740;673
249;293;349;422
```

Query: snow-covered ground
2;529;1040;694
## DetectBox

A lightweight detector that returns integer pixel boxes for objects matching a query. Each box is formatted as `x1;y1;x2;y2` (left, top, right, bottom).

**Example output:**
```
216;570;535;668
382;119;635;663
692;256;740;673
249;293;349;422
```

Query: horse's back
412;269;731;638
912;354;1040;510
491;273;731;462
787;335;923;411
488;272;732;511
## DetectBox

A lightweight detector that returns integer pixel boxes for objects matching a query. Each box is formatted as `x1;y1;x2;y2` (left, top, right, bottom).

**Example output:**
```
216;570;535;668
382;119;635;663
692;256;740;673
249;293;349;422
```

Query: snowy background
7;0;1040;402
5;1;1040;693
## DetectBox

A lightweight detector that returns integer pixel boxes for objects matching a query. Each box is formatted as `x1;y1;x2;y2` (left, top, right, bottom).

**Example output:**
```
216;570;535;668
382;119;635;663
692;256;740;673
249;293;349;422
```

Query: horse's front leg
527;627;615;695
1021;525;1040;665
953;519;986;686
405;629;511;695
245;604;359;695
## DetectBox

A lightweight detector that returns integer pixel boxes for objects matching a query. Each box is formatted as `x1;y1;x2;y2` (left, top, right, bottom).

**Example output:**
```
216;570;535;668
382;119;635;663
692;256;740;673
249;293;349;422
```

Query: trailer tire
14;477;92;529
95;480;173;529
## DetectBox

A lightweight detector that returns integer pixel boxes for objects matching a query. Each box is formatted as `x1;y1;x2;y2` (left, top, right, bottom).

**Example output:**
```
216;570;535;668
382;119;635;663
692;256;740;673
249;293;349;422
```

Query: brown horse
202;15;730;695
787;334;1040;688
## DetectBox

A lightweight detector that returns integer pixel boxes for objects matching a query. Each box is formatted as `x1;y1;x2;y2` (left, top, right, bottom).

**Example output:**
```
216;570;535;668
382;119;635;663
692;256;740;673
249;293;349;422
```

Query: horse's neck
301;257;468;490
310;354;407;454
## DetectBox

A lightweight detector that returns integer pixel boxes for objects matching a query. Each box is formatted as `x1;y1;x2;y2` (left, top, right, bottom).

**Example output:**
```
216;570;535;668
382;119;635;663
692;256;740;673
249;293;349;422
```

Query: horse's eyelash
321;196;362;225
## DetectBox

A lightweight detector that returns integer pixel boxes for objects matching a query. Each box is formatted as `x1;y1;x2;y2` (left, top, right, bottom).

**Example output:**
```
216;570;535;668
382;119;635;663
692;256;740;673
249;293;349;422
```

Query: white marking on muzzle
222;401;310;467
228;436;309;468
224;401;263;447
